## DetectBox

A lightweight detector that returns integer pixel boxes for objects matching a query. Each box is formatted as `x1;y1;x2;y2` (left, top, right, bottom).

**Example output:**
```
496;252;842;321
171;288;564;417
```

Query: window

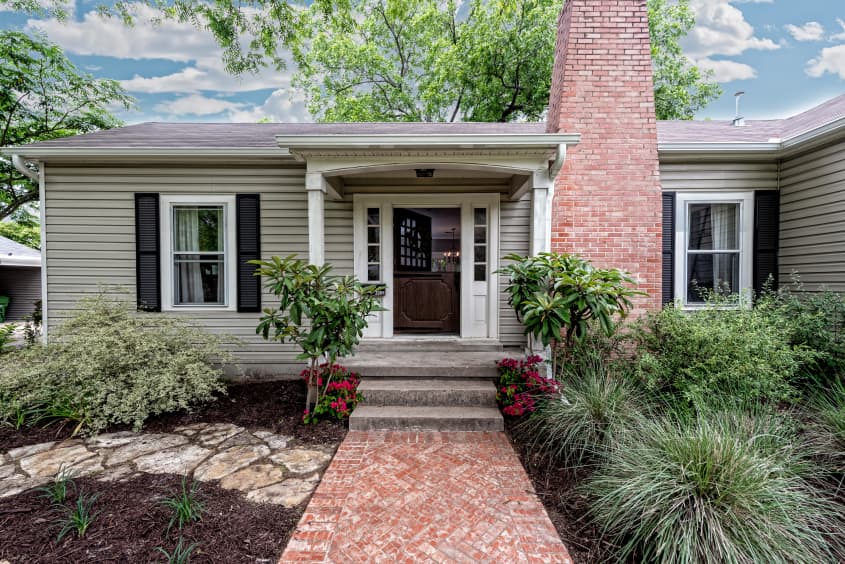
676;192;753;306
473;207;487;282
161;195;236;310
367;207;381;281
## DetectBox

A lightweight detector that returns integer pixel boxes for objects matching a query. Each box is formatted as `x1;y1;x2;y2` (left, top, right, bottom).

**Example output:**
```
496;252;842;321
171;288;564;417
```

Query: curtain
175;208;204;304
711;204;737;294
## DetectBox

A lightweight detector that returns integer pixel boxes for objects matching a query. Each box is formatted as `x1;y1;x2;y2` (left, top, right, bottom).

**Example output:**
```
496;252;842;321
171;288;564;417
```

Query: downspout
548;143;567;179
11;154;47;342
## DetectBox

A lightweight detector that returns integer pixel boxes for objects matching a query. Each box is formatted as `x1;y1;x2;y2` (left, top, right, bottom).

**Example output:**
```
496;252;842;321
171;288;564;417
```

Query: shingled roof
0;235;40;267
5;94;845;152
657;93;845;145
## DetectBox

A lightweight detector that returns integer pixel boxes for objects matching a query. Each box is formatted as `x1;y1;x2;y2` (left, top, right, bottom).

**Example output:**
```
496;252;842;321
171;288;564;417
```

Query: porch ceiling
331;166;526;196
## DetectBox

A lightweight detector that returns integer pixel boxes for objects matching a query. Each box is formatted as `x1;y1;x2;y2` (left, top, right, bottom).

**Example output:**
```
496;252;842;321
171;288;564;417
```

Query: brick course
547;0;663;311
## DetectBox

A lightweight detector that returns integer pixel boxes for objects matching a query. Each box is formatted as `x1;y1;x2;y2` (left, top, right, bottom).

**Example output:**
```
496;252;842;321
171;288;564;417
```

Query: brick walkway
279;431;572;563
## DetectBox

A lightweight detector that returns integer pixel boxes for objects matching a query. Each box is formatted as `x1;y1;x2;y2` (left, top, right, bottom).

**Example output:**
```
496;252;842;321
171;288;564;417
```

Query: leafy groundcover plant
495;355;558;417
0;294;230;435
301;364;363;424
586;407;843;564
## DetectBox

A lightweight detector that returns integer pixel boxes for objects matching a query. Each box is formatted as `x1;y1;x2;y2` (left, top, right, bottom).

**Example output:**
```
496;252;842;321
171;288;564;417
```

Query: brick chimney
547;0;662;311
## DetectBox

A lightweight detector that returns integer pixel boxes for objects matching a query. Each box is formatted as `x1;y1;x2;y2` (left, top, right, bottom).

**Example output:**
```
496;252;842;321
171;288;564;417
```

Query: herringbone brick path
279;431;572;563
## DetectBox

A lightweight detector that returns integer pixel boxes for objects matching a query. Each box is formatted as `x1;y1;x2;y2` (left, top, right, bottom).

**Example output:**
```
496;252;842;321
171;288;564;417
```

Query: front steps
346;344;508;431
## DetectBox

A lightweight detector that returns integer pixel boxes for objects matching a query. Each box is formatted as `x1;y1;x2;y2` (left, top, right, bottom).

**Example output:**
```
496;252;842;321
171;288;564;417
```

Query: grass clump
55;491;100;541
157;537;198;564
0;294;231;435
37;465;76;504
162;476;204;534
519;337;644;469
585;408;841;564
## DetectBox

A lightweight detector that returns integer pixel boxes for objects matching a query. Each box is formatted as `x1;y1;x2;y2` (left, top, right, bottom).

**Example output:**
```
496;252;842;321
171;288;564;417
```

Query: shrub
631;300;814;410
495;355;558;417
771;285;845;387
519;339;645;469
302;363;363;424
0;294;230;435
585;408;841;564
0;323;15;354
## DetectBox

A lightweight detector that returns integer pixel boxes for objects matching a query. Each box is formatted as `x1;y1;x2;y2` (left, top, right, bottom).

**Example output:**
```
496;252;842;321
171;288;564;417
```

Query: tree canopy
0;31;133;220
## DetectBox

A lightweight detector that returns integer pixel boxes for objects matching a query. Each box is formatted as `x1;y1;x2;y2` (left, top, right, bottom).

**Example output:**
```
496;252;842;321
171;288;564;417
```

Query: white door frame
353;193;500;339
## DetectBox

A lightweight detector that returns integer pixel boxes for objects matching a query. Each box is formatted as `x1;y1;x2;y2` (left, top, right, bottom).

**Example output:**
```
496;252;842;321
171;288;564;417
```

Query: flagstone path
280;431;572;563
0;423;335;507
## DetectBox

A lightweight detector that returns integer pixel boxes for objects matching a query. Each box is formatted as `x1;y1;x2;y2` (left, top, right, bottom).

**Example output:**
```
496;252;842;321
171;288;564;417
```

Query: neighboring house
0;235;41;321
1;0;841;376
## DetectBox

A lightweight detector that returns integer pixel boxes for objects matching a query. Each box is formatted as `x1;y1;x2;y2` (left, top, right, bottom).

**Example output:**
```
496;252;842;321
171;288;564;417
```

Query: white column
306;172;326;266
530;169;553;256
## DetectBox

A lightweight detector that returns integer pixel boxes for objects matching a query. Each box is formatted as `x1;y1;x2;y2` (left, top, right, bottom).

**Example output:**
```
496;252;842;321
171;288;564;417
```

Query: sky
1;0;844;124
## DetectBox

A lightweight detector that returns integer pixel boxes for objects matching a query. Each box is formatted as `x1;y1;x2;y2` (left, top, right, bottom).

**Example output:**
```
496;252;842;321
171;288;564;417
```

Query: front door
353;194;499;339
393;208;459;334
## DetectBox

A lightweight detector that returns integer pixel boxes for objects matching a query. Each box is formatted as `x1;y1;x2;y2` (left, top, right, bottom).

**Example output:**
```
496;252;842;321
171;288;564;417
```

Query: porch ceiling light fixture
415;168;435;178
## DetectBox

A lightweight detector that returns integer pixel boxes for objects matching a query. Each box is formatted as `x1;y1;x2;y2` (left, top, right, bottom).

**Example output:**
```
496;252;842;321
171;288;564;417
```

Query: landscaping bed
0;380;346;453
0;472;299;563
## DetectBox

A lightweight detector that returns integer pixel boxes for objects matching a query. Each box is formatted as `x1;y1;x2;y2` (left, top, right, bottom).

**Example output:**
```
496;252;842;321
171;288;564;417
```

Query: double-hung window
161;195;237;311
675;192;754;306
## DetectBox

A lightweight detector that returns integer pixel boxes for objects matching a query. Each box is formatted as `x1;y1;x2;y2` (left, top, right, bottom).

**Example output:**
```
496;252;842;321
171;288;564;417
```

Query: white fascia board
275;133;581;151
1;147;290;159
0;256;41;267
780;117;845;154
658;142;781;155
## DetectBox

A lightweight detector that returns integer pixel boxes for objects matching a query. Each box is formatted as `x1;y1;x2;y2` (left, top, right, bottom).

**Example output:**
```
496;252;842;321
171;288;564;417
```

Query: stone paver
0;423;335;505
279;431;572;563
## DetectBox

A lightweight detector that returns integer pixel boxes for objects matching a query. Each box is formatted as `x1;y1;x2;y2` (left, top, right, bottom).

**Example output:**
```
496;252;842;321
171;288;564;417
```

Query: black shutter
662;192;675;306
134;193;161;311
754;190;780;294
236;194;261;312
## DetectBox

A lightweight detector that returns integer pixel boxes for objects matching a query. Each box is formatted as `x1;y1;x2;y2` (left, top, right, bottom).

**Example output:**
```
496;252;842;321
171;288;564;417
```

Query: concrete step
358;378;497;407
344;351;502;379
349;405;504;432
356;339;504;353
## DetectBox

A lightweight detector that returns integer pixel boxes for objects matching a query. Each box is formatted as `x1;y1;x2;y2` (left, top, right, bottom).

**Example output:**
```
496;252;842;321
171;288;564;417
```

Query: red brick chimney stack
547;0;663;311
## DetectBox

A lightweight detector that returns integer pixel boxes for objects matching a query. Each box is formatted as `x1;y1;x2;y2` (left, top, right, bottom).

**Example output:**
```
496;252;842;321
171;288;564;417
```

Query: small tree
499;253;642;374
251;255;383;413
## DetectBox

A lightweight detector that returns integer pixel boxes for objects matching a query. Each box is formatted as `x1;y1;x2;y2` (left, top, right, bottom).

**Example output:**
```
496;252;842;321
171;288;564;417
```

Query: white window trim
674;191;754;308
160;194;237;312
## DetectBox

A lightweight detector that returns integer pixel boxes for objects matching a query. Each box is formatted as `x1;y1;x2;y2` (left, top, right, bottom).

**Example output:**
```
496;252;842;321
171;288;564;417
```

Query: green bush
631;300;814;409
772;285;845;387
0;295;230;435
519;336;644;469
585;408;842;564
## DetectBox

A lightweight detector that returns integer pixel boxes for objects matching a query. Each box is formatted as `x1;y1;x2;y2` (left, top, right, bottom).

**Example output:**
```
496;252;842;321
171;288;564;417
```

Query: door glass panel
474;264;487;282
366;207;381;281
473;207;488;282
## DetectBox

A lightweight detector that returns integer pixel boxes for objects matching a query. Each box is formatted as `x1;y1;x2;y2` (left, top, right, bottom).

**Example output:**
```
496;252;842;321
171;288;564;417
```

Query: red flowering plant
495;355;559;417
300;363;363;424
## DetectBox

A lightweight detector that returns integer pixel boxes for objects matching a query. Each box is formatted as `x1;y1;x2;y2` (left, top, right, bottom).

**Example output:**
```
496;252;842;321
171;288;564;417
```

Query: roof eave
0;147;291;159
274;133;581;152
657;142;781;161
0;256;41;267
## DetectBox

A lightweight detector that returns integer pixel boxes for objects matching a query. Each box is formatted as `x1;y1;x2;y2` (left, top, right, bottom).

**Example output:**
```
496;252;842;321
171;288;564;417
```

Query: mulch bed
0;380;347;563
0;473;300;563
0;380;346;453
505;419;604;564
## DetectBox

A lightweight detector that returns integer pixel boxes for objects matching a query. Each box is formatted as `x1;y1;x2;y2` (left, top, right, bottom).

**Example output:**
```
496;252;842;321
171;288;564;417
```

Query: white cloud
153;95;246;116
683;1;780;59
807;45;845;80
697;58;757;82
785;21;825;42
26;3;288;95
227;89;308;122
831;19;845;42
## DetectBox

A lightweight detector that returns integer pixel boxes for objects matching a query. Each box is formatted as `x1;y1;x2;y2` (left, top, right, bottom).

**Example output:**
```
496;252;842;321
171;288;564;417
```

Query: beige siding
44;162;309;377
780;139;845;290
499;195;530;347
0;266;41;320
325;198;353;275
659;161;779;192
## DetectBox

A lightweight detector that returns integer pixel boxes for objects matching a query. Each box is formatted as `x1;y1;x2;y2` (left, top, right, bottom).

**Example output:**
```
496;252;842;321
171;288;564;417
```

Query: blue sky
1;0;843;123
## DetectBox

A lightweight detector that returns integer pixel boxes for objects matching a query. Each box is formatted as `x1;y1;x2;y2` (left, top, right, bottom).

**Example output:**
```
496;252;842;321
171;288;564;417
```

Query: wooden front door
393;208;459;333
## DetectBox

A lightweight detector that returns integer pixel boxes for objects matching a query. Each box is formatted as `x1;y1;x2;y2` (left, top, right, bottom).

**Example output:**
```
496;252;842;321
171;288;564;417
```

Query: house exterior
0;235;41;321
2;0;843;377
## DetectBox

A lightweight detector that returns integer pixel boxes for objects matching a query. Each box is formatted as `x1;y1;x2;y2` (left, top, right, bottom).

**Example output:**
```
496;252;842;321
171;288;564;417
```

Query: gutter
0;255;41;267
11;154;39;181
2;147;289;159
275;133;581;151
